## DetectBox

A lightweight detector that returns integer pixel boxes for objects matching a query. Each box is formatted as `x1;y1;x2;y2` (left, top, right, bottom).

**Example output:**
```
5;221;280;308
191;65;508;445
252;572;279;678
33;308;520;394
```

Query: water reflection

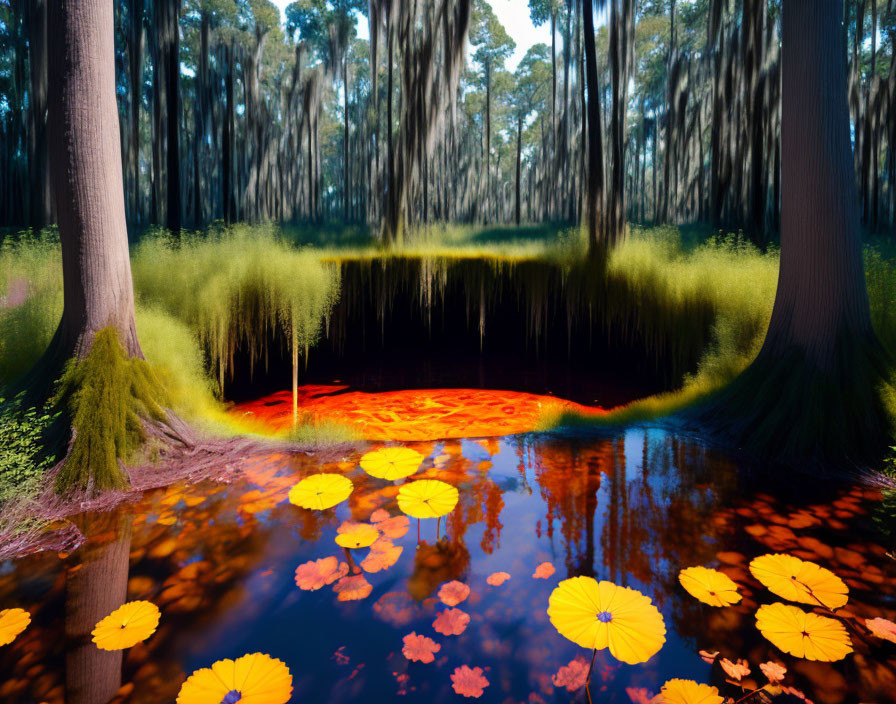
0;429;894;703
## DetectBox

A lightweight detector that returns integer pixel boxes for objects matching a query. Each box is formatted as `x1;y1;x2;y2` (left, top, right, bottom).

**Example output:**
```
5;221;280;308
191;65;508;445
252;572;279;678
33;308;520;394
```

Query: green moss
52;328;166;493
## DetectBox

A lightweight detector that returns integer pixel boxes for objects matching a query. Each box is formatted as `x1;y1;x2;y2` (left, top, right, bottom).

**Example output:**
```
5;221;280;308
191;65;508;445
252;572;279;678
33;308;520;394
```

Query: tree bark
46;0;142;363
582;0;605;255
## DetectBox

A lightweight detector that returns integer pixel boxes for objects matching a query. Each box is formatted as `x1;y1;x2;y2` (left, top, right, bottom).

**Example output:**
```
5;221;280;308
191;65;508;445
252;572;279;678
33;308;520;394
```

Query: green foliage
0;229;62;385
132;224;341;392
0;393;56;506
53;328;166;494
874;448;896;559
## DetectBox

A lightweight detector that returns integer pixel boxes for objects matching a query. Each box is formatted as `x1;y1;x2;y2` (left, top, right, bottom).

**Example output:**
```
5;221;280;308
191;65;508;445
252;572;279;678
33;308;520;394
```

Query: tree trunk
27;0;51;234
582;0;605;256
515;116;522;226
46;0;142;363
700;0;890;466
128;0;144;225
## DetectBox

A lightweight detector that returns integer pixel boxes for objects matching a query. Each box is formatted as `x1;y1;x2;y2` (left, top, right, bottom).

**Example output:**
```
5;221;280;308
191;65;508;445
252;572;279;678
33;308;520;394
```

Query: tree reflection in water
0;431;893;703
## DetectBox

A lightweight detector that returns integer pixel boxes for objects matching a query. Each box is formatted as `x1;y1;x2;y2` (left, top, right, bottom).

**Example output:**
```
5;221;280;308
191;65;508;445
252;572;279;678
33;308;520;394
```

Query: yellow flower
177;652;293;704
92;601;160;650
658;679;724;704
678;566;741;607
547;577;666;665
755;602;853;661
288;473;353;510
397;479;459;519
335;522;380;549
360;447;424;480
0;608;30;646
749;554;848;610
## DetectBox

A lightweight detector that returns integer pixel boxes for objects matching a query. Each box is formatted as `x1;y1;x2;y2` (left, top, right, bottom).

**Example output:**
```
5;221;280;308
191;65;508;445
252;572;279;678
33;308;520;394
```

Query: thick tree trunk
700;0;890;466
46;0;142;364
128;0;145;225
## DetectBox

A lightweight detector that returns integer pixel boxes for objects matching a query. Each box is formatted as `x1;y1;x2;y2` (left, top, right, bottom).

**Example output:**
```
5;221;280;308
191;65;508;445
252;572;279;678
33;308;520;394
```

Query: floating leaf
334;522;379;549
865;617;896;644
678;566;741;607
295;557;348;590
755;602;853;661
333;574;373;601
176;652;292;704
719;658;750;681
438;580;470;607
658;679;723;704
361;536;403;573
397;479;459;519
533;562;555;579
402;632;441;663
92;601;160;651
433;607;470;636
749;553;848;610
551;657;589;692
377;514;411;539
0;608;30;647
288;473;353;510
360;447;424;480
759;661;787;684
547;577;666;665
450;665;489;698
486;571;510;586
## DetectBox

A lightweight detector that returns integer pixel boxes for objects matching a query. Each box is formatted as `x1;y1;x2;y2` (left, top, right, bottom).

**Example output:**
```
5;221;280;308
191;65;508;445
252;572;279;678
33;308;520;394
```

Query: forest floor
2;222;896;556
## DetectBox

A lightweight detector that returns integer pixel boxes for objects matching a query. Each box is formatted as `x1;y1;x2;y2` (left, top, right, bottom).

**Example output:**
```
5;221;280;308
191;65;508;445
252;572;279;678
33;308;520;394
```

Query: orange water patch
231;386;606;441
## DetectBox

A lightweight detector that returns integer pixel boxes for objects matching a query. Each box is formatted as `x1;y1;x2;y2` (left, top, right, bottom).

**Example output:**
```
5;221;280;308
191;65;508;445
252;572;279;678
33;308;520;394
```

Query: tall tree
470;0;515;224
702;0;891;464
46;0;143;363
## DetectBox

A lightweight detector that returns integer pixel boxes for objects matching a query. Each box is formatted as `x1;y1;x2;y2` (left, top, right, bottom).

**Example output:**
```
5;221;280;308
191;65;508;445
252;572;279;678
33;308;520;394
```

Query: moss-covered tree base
52;328;168;494
692;335;895;472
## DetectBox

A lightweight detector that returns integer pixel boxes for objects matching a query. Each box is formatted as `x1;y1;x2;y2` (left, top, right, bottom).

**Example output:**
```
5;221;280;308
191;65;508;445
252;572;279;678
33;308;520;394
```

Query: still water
1;417;895;702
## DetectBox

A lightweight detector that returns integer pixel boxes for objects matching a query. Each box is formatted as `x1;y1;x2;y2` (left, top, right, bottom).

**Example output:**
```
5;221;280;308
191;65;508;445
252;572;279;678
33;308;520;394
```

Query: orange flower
433;607;470;636
486;571;510;586
551;657;589;692
402;632;441;663
450;665;489;698
533;562;555;579
295;557;348;590
438;580;470;607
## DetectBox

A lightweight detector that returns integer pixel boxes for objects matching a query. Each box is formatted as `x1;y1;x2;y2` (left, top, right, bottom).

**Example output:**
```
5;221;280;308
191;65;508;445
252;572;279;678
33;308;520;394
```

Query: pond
1;389;895;703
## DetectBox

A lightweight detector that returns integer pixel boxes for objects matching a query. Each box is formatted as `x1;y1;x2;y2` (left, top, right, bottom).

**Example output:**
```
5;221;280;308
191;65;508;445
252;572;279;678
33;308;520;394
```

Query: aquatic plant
176;652;293;704
547;578;666;666
53;328;166;493
287;473;353;510
334;521;379;549
397;479;459;519
658;679;723;704
678;566;742;607
91;601;160;650
755;602;853;662
0;607;30;646
749;553;849;610
359;446;424;480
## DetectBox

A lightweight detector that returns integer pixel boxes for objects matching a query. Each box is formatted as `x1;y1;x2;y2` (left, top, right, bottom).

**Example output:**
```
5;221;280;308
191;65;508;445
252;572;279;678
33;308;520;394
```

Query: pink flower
486;571;510;586
759;661;787;684
438;580;471;606
402;631;441;663
433;607;470;636
551;657;589;691
533;562;555;579
450;665;489;698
